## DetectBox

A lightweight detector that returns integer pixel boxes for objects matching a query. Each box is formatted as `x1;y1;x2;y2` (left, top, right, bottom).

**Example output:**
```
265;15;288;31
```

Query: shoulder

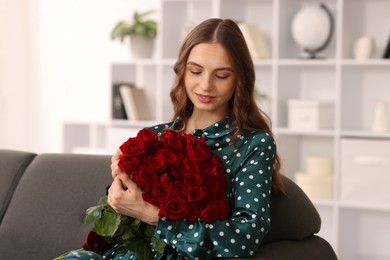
240;131;276;155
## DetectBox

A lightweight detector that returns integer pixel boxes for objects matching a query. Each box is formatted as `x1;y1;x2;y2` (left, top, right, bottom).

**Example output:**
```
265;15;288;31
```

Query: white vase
372;100;390;132
353;36;375;60
130;35;155;59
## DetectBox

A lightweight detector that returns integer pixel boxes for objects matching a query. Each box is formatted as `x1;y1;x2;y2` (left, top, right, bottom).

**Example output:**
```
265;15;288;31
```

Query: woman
65;18;284;260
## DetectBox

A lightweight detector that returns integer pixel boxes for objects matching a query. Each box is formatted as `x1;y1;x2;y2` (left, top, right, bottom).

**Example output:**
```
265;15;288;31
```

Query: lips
196;93;215;103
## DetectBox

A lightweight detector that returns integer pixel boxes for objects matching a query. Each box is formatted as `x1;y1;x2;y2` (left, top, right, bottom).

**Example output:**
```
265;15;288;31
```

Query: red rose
119;136;150;156
159;173;169;184
187;186;206;202
118;154;140;175
184;172;203;187
200;200;229;222
209;157;226;178
159;149;179;165
136;128;159;144
148;153;167;172
161;129;185;151
169;164;186;180
83;230;110;254
183;157;206;173
171;181;187;197
159;197;187;220
132;165;159;189
185;203;200;222
184;135;213;161
143;182;171;206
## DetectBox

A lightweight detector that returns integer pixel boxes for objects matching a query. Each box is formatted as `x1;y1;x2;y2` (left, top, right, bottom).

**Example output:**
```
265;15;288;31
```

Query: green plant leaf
134;240;154;260
93;211;121;237
84;196;109;224
110;10;157;42
143;223;155;238
152;237;167;254
97;196;108;206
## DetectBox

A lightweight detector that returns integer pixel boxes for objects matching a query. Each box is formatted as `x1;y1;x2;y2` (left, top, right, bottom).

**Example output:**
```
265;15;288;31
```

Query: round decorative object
353;36;375;60
291;3;334;58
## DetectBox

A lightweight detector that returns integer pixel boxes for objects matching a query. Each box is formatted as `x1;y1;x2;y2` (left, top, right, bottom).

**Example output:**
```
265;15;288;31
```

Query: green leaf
93;211;121;237
84;196;109;224
134;240;154;260
143;223;155;238
130;218;142;231
97;196;108;206
84;205;104;224
110;10;157;42
152;237;168;254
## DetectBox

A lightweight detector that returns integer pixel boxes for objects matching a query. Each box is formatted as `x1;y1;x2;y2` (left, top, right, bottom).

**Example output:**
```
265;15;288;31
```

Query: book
383;32;390;59
238;23;271;59
111;83;133;120
119;85;152;121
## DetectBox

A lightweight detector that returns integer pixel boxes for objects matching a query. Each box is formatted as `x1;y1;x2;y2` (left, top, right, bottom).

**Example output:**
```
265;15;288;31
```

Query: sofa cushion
0;149;36;224
0;153;112;260
261;175;321;244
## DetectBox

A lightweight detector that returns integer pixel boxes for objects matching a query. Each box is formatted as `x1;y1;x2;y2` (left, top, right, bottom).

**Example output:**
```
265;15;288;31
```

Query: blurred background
0;0;157;153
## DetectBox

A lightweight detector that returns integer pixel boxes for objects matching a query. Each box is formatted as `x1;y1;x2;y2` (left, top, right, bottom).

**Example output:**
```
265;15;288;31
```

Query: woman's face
184;43;236;118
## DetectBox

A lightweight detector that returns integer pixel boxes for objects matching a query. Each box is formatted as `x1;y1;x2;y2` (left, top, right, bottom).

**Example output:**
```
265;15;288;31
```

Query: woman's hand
107;172;159;226
110;149;123;179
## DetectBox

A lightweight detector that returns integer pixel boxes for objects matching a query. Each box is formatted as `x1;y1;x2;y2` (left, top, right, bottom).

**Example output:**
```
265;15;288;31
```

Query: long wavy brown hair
170;18;285;193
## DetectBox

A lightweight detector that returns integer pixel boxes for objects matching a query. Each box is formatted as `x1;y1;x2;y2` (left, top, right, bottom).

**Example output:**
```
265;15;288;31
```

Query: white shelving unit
64;0;390;259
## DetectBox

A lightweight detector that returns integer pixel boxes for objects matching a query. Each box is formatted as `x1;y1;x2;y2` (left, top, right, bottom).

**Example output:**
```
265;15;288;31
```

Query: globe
291;3;334;59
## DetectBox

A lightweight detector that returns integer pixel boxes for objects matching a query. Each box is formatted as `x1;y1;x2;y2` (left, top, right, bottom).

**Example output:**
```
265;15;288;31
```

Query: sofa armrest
0;149;36;224
0;153;112;259
261;175;321;244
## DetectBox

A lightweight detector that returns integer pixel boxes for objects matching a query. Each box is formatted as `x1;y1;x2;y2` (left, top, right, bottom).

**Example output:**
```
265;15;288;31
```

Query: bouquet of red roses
82;128;230;259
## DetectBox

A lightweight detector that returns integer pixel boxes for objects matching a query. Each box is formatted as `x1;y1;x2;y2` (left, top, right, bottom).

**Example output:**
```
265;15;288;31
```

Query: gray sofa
0;149;338;259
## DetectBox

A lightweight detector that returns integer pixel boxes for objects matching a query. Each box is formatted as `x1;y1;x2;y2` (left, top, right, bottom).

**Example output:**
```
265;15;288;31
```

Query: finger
117;173;137;191
111;152;124;178
111;164;123;179
111;149;122;163
109;176;125;195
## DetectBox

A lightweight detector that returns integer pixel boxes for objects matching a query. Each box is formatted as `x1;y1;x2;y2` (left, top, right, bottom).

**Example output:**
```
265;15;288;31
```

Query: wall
0;0;158;153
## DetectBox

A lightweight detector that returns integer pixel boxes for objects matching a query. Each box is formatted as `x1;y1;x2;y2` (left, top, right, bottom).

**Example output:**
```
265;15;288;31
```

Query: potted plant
111;11;157;58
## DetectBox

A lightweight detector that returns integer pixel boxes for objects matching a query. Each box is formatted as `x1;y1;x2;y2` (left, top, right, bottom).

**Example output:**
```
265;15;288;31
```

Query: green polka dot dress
64;117;275;260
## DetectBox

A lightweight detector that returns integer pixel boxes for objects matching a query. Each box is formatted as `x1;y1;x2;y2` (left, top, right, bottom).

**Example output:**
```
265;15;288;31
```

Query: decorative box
294;156;334;200
341;138;390;206
287;99;334;130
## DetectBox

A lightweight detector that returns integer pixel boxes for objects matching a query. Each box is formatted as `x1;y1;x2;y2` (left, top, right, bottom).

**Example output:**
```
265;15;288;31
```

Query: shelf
339;201;390;213
277;59;337;66
276;128;335;137
341;59;390;66
63;1;390;259
110;119;161;128
340;130;390;139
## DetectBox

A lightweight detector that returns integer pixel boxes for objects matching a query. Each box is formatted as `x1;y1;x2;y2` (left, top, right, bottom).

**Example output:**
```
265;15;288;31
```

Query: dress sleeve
154;133;276;259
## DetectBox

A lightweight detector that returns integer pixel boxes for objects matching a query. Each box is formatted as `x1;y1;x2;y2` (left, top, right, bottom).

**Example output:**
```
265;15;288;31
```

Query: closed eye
190;70;202;75
216;74;229;79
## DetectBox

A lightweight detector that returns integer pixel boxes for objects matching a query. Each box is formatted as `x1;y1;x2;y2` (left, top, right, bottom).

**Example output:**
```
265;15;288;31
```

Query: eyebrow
186;61;234;72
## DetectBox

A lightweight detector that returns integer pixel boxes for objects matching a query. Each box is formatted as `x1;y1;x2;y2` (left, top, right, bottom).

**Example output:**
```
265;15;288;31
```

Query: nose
200;74;214;91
